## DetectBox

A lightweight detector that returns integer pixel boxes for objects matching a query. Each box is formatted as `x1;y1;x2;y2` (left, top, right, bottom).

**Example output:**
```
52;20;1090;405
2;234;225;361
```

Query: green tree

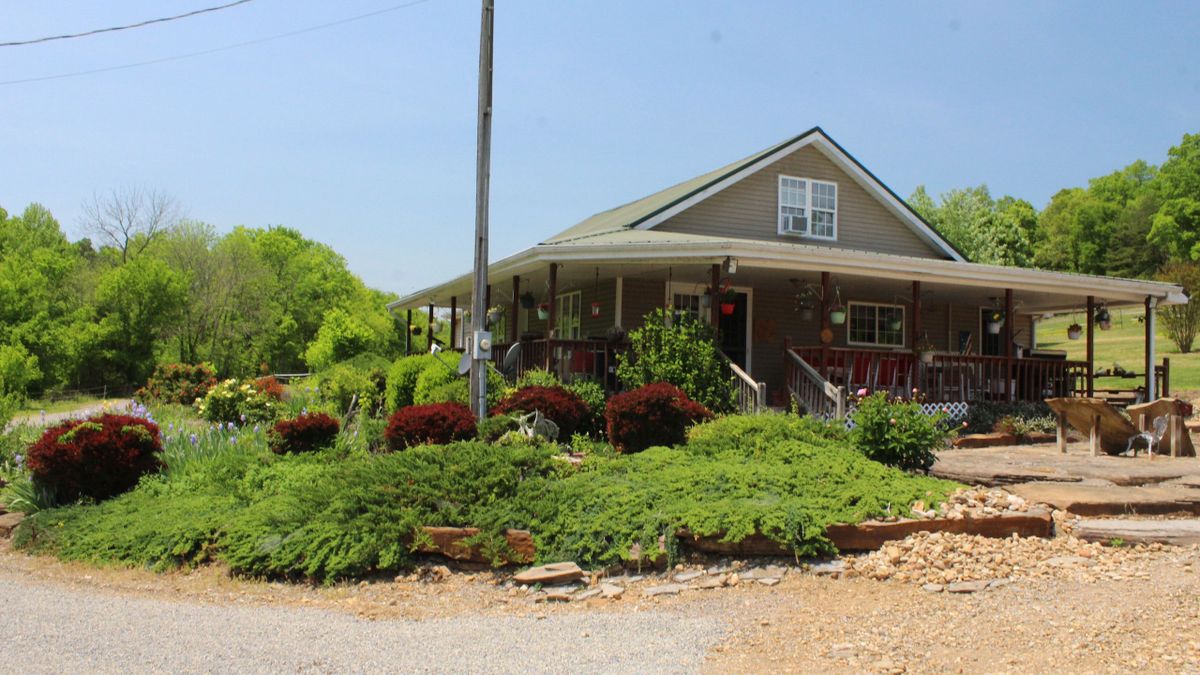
615;308;735;413
93;256;186;385
909;185;1037;266
305;308;380;371
1157;262;1200;353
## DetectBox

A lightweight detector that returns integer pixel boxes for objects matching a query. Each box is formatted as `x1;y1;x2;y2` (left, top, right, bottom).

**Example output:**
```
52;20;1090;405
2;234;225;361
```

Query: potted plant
519;292;536;310
986;308;1005;334
797;297;814;322
887;314;903;331
590;301;601;318
915;336;936;364
536;302;550;320
719;283;738;316
1096;306;1112;331
700;288;712;308
828;289;846;325
487;305;505;323
1067;322;1083;340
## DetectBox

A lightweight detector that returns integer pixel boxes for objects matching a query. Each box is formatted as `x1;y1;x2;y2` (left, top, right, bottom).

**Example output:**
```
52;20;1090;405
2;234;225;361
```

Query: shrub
615;308;735;413
566;380;607;436
686;412;847;457
515;367;561;389
25;414;163;502
254;375;285;401
491;385;589;438
605;382;711;453
0;342;41;402
137;363;217;405
195;378;276;424
412;360;460;405
1158;261;1200;353
476;414;519;442
385;402;477;450
269;413;341;455
385;354;438;412
963;400;1053;435
849;392;950;472
315;355;390;416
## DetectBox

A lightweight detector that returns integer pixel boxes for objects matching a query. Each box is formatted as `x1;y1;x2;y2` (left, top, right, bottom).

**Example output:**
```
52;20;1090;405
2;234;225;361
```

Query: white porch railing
785;349;847;419
718;350;767;414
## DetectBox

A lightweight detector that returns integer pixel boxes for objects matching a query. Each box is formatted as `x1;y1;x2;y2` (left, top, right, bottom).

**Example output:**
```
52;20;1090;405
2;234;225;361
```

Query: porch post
911;281;921;392
821;271;832;378
1086;295;1095;397
1004;288;1013;402
427;302;435;353
510;275;520;343
405;309;412;355
1145;296;1157;401
485;284;492;316
546;263;557;369
449;296;458;350
710;264;721;337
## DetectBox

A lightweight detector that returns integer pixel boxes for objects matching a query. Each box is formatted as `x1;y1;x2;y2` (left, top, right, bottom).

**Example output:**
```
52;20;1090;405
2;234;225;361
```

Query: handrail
717;349;767;414
786;349;847;419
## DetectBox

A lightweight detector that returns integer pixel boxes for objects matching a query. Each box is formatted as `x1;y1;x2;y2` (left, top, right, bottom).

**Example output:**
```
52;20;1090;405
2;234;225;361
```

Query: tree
1158;262;1200;354
93;256;186;385
909;185;1037;266
81;187;183;264
304;307;380;371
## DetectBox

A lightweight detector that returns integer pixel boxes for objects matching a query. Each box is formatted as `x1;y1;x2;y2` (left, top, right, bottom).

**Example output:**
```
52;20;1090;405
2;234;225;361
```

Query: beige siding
620;277;665;330
656;145;943;259
579;279;618;338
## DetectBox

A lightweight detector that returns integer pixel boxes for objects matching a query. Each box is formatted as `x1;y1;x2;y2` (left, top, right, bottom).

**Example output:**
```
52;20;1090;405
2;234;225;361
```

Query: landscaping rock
673;570;703;583
0;511;24;538
946;580;990;593
513;562;584;586
1009;482;1200;516
599;583;624;599
415;527;535;564
807;560;846;576
1044;555;1096;568
921;583;944;593
575;588;602;601
694;575;726;590
756;577;781;587
741;565;787;580
642;583;686;597
952;432;1017;449
1074;518;1200;546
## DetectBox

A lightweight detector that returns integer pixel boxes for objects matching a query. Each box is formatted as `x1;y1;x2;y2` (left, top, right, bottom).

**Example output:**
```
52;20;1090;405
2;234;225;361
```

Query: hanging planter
915;336;936;364
828;286;846;325
718;279;737;316
887;317;903;331
700;291;712;308
536;303;550;320
590;301;601;318
1096;307;1112;331
1067;323;1083;340
487;306;504;323
519;292;536;310
986;308;1005;335
799;306;814;322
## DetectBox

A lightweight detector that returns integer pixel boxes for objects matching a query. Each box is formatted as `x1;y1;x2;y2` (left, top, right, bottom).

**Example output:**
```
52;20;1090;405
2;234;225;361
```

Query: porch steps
1008;481;1200;517
1074;518;1200;546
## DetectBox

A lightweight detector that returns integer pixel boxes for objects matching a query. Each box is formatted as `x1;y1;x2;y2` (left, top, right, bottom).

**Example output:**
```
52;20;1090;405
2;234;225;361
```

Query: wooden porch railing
490;338;627;391
784;349;847;418
718;350;767;414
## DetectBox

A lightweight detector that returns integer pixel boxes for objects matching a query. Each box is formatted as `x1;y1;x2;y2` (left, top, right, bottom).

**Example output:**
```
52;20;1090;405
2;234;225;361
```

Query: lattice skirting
832;401;971;429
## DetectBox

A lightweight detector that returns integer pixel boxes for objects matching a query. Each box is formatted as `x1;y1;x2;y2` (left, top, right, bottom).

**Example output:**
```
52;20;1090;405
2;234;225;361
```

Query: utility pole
469;0;495;420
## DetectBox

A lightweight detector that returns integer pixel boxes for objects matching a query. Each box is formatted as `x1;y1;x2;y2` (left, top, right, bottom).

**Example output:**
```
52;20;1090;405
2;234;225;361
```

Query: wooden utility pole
469;0;495;420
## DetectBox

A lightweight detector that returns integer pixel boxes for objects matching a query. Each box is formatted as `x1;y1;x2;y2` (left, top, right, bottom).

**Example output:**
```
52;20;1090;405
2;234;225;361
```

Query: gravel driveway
0;573;727;674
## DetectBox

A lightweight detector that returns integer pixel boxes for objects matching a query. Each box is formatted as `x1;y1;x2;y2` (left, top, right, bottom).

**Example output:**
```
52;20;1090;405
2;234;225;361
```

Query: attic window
778;175;837;240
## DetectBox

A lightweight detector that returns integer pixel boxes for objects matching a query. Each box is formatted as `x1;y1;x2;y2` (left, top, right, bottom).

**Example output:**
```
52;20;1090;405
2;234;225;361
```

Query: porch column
449;296;458;350
710;264;721;336
1086;295;1095;396
820;271;832;377
1004;288;1014;402
427;302;435;353
510;275;520;343
911;281;921;393
546;263;557;369
1145;296;1157;401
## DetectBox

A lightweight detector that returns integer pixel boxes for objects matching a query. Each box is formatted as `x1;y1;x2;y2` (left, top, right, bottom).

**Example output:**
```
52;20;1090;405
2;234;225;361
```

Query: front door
980;308;1001;356
719;292;749;370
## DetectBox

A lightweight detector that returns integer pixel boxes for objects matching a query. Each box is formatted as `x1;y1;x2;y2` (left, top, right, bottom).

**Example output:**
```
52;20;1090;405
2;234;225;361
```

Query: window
555;291;581;339
671;292;708;324
778;175;837;239
847;302;904;347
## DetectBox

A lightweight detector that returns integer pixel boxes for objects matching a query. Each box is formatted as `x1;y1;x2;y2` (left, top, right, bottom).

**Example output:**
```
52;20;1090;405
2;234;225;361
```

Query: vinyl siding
579;279;618;338
655;145;943;259
620;278;666;330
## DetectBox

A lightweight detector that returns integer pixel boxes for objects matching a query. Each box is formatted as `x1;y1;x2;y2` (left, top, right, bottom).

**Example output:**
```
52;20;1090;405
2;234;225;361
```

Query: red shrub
136;363;217;405
605;382;712;453
255;375;286;401
385;402;477;450
490;385;589;438
26;414;163;501
269;412;340;455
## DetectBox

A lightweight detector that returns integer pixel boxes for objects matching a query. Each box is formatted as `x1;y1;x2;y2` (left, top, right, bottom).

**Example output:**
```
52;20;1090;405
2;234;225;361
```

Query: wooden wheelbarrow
1045;397;1194;458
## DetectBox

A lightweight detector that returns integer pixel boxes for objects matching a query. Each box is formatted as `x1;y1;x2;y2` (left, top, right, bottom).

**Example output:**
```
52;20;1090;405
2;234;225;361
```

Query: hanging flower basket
799;307;814;321
536;303;550;320
720;302;736;316
829;309;846;325
590;301;601;318
1067;323;1083;340
700;292;712;308
718;280;737;316
887;317;903;331
519;292;536;310
1096;307;1112;331
487;306;504;323
986;308;1005;334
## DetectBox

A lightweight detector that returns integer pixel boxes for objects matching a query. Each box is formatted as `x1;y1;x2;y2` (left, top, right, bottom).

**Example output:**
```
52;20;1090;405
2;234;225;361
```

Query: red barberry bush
385;402;477;450
255;375;286;401
25;414;163;501
136;363;217;405
490;385;589;438
269;412;341;455
605;382;712;453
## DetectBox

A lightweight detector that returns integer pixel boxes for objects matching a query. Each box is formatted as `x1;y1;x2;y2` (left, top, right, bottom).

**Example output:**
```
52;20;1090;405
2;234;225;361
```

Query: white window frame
777;175;838;240
846;301;905;348
665;282;754;372
555;290;582;339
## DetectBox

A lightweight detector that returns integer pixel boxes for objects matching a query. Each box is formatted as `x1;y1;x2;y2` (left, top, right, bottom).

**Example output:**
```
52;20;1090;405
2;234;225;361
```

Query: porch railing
718;350;767;414
490;338;627;391
784;349;847;418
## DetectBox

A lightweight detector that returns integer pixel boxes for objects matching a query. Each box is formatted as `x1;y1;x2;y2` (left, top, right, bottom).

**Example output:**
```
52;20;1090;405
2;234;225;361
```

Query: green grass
15;395;108;417
1035;310;1199;392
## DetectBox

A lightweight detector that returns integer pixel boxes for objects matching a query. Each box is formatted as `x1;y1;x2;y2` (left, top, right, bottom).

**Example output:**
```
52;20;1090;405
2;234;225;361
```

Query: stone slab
952;432;1017;449
1009;482;1200;516
1074;518;1200;546
414;527;535;564
825;510;1053;551
0;511;23;538
513;562;584;586
932;445;1200;487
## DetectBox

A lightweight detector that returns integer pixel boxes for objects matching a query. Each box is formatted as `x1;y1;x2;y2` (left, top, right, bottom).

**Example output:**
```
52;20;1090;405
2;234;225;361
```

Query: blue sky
2;1;1198;294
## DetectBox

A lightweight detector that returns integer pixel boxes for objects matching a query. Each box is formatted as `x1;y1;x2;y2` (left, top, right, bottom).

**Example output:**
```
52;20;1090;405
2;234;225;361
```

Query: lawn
1035;309;1199;393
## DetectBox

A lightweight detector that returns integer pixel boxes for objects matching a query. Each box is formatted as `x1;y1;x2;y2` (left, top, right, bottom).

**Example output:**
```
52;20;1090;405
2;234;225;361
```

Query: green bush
566;380;607;436
516;368;561;389
963;400;1054;435
0;342;41;402
384;354;438;412
615;309;735;413
413;363;458;405
476;414;519;442
686;412;847;457
314;354;390;416
849;392;950;472
195;379;277;424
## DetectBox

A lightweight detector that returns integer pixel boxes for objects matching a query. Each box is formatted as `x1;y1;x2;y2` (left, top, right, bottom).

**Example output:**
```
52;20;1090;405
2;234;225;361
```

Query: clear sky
2;1;1198;294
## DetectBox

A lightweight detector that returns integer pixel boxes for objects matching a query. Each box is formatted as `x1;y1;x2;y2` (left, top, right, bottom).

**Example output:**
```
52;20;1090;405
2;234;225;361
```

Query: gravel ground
0;569;726;674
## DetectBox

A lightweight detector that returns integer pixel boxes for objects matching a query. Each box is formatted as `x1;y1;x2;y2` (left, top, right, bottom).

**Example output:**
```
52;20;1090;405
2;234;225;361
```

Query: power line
0;1;256;48
0;0;436;86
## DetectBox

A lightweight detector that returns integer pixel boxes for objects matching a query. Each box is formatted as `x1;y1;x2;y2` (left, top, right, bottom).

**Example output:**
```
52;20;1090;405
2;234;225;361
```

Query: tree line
0;188;408;404
910;131;1200;351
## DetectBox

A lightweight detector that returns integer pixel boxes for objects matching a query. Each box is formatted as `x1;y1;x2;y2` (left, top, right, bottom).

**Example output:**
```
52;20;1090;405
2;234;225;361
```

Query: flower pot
1098;320;1112;331
536;305;550;320
799;307;814;321
487;310;502;324
590;302;601;318
1067;326;1082;340
986;320;1002;335
920;351;935;364
829;310;846;325
887;318;903;331
519;293;536;310
700;295;711;308
720;302;736;316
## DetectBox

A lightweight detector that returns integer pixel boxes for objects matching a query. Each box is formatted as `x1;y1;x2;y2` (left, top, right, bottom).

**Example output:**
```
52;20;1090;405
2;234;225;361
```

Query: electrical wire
0;0;436;86
0;0;256;48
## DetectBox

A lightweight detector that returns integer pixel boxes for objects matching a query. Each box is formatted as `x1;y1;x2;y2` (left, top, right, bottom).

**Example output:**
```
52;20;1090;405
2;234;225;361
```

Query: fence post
1162;357;1170;398
756;382;767;413
835;385;846;420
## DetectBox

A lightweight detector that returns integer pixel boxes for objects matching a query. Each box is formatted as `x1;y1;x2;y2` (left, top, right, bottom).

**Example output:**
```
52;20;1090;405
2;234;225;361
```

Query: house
387;127;1186;416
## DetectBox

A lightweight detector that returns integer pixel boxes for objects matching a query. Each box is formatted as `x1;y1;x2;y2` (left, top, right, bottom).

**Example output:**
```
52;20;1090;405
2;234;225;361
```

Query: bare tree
81;186;184;264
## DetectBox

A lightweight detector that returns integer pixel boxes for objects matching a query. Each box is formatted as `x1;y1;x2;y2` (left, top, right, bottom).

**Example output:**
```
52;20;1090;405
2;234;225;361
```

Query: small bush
849;392;950;472
413;361;460;405
566;380;607;436
385;354;437;412
385;402;477;450
605;382;711;453
515;368;561;389
196;378;277;424
25;414;163;502
491;385;589;438
686;413;847;457
254;375;285;401
615;308;736;413
963;401;1053;435
137;363;217;405
269;412;341;455
316;355;390;416
477;415;519;442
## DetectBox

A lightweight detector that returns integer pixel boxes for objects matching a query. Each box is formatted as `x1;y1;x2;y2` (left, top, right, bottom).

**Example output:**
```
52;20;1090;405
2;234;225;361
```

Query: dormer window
778;175;837;239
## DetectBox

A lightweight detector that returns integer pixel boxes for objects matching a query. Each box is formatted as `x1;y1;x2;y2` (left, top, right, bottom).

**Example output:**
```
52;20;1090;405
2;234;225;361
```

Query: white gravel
0;574;727;674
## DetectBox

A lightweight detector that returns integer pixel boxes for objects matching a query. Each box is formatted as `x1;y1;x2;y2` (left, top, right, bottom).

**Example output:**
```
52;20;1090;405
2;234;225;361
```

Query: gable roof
543;126;967;262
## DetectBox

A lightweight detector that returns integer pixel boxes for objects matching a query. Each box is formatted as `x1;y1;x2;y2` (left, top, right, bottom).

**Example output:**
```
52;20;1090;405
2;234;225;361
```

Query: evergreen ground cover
12;409;960;583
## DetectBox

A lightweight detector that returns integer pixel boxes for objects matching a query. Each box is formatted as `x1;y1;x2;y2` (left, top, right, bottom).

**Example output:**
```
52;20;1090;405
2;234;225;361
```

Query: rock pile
907;487;1031;521
843;530;1166;588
